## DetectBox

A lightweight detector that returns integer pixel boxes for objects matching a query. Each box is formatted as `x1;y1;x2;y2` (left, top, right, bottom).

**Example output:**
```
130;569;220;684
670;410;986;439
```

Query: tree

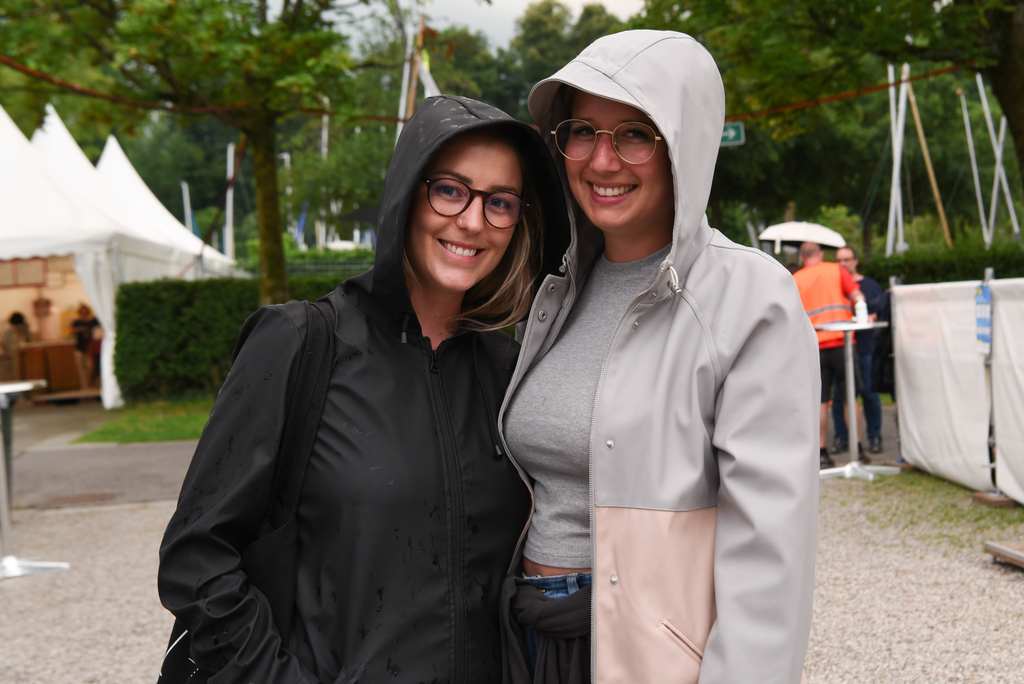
636;0;1024;211
1;0;358;304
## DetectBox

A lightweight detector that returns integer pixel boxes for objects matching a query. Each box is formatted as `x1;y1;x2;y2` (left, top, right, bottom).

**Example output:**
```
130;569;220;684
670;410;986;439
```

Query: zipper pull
430;349;440;374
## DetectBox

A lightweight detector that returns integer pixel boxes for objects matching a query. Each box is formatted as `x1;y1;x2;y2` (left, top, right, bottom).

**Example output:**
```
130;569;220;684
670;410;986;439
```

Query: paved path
12;440;196;508
8;399;196;509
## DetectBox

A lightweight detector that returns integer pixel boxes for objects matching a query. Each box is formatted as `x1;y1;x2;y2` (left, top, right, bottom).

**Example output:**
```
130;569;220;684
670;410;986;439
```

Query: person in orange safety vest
793;241;865;469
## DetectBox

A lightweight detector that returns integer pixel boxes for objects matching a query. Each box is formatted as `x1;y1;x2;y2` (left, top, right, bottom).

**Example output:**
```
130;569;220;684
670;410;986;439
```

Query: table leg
845;330;859;460
0;393;69;580
1;400;12;502
819;330;902;482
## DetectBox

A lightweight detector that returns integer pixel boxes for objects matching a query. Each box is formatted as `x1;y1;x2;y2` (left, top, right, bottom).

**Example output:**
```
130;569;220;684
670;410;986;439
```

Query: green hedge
115;276;344;401
860;243;1024;285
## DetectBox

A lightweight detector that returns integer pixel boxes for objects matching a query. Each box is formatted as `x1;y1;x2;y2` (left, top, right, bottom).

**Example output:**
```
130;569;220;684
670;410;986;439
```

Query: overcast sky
266;1;647;51
421;0;645;48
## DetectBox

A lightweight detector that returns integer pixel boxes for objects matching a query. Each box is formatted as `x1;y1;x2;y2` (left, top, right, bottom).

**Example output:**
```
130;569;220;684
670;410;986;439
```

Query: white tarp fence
991;279;1024;504
892;278;1024;501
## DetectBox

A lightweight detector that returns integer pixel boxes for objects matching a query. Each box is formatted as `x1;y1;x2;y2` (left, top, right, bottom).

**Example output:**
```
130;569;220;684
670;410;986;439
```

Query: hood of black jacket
343;95;571;336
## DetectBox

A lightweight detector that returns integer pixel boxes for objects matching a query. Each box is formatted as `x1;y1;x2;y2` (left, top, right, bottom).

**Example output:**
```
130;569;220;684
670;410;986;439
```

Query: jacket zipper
527;254;578;372
429;348;467;684
587;267;669;678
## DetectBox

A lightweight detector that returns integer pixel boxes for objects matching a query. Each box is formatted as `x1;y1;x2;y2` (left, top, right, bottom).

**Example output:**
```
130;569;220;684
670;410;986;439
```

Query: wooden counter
18;340;81;393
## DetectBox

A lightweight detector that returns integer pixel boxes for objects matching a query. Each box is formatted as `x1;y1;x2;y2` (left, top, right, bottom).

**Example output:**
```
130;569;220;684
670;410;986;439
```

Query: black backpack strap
267;298;336;525
159;297;337;684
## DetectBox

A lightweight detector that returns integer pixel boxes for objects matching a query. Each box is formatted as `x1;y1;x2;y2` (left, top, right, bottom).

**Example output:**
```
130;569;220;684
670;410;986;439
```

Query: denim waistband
522;571;592;596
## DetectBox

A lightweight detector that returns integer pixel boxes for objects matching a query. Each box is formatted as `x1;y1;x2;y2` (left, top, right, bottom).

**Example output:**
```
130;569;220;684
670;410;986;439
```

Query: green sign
721;122;745;147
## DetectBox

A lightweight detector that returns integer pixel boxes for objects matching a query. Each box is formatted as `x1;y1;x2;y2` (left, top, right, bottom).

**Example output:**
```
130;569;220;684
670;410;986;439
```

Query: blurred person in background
71;303;99;389
1;312;31;381
830;246;884;454
793;241;866;468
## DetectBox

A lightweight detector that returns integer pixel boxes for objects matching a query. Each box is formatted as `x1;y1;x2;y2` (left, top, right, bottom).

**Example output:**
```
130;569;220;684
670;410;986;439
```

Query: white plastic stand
814;322;903;482
0;380;69;581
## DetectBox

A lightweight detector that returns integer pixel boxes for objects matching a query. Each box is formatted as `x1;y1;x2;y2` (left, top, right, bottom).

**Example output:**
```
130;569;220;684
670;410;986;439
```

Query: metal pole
844;330;859;460
180;181;194;234
318;97;329;250
0;395;14;558
895;65;910;255
976;75;1022;242
987;118;1007;241
225;143;235;259
886;65;909;257
279;152;293;239
746;220;760;250
983;267;998;490
395;29;413;145
958;88;990;243
886;64;900;257
0;387;69;581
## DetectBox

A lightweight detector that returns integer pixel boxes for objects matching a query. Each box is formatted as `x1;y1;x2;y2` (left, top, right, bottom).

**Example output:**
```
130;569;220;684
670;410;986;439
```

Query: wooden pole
906;81;953;250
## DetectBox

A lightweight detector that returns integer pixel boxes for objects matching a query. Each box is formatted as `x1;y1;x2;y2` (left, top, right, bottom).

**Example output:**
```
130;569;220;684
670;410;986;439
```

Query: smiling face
404;132;522;309
564;91;675;261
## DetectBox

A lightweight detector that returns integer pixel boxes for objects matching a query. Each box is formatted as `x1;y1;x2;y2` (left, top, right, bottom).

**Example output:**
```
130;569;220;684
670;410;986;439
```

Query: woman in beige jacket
499;30;819;683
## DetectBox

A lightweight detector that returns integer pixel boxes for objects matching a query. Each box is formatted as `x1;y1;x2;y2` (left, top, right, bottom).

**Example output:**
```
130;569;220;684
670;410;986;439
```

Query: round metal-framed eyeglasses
552;119;662;165
422;178;525;229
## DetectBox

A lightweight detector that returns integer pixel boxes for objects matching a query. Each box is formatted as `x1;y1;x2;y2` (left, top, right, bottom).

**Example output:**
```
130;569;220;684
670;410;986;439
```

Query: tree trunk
986;4;1024;216
248;115;289;305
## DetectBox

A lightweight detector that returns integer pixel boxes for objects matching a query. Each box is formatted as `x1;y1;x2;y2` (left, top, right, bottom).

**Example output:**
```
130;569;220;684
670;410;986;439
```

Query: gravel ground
0;501;176;684
808;479;1024;684
1;481;1022;682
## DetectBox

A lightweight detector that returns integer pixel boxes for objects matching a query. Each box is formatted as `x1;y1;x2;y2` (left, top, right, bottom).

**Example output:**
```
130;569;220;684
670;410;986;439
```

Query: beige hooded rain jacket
497;30;820;684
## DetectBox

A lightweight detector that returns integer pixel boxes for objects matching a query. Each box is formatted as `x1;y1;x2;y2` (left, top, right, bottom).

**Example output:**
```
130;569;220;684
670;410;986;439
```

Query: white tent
96;133;242;278
32;105;240;280
2;105;195;407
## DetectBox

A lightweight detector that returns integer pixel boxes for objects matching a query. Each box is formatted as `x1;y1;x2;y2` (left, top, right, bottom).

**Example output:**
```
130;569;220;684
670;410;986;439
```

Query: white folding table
814;321;902;482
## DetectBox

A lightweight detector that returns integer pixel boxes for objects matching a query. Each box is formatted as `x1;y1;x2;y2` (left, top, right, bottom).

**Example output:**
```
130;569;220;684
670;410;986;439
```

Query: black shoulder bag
157;298;337;684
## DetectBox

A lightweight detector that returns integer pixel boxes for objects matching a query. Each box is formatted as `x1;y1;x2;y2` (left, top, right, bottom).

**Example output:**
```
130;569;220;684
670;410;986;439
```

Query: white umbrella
758;221;847;254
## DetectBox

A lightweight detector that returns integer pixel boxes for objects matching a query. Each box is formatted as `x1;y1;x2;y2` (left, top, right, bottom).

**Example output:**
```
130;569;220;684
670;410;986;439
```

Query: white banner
892;282;992;491
991;279;1024;504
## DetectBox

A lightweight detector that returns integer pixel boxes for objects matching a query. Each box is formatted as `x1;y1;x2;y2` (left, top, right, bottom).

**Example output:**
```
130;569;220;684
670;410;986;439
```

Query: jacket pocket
658;618;704;665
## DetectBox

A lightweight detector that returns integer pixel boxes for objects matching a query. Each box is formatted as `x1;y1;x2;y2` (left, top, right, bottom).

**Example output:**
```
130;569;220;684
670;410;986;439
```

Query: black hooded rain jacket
158;96;570;684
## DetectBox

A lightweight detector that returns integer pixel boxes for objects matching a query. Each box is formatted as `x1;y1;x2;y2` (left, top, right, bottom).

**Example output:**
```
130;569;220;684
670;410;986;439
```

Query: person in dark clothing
158;96;570;684
70;303;99;389
831;246;885;454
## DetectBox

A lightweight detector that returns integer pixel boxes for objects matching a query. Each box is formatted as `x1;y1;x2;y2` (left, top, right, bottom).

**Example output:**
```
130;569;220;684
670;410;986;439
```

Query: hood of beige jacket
527;29;724;288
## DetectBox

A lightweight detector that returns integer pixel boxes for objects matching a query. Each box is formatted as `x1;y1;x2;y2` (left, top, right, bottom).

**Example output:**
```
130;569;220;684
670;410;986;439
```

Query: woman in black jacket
158;96;570;684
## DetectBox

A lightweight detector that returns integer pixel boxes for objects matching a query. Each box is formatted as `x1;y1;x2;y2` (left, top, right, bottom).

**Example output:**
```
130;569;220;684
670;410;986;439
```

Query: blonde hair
404;129;544;334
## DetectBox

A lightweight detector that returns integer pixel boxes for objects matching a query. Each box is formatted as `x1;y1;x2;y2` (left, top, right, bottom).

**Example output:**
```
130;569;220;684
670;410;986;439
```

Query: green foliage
118;114;257;225
633;1;1024;256
0;0;366;305
860;242;1024;285
501;1;624;120
75;396;216;443
237;235;375;274
114;275;343;400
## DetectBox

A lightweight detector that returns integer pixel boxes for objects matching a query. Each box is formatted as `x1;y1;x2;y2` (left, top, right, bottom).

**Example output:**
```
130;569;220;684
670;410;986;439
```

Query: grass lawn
824;470;1024;550
75;396;215;443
